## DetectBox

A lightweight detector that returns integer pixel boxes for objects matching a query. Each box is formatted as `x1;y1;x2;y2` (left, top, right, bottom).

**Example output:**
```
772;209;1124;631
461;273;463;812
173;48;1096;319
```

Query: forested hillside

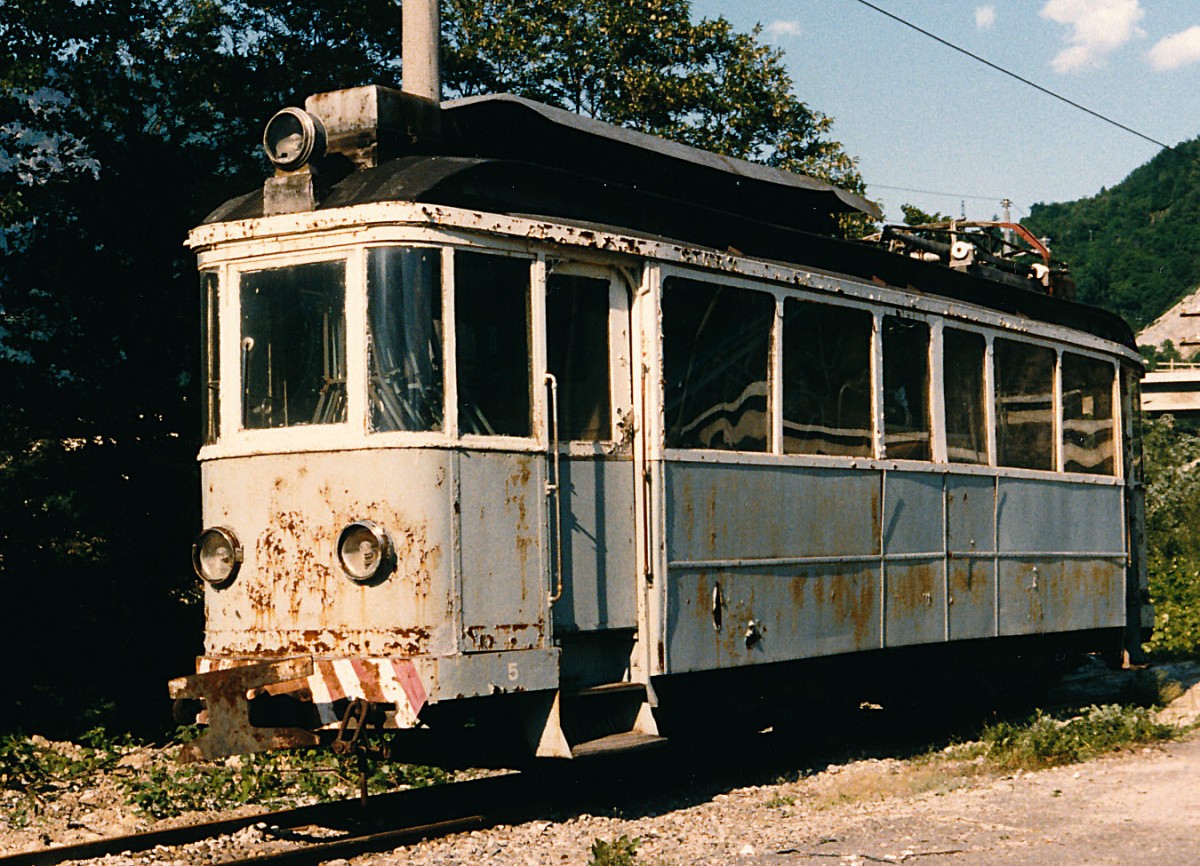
1024;138;1200;333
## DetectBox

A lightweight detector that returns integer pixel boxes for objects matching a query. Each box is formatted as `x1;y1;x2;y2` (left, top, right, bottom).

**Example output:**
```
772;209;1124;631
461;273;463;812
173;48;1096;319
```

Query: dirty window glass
943;328;987;464
201;270;220;444
1062;352;1115;475
455;252;532;437
240;260;346;429
547;273;611;441
995;338;1056;470
663;278;773;451
883;316;931;460
782;300;872;456
367;247;443;432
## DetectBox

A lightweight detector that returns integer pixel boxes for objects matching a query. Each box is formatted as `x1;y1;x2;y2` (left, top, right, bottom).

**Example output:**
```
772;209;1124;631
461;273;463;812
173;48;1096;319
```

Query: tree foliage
0;0;863;735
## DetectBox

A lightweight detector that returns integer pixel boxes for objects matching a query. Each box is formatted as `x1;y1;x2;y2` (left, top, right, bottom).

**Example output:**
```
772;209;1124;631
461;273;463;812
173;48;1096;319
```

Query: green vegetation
588;835;642;866
1141;415;1200;657
1024;139;1200;331
978;704;1176;772
123;747;450;819
0;727;450;826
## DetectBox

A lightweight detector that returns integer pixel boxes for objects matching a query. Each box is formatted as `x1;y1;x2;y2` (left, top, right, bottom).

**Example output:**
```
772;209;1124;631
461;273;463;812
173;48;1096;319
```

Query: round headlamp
337;520;394;583
192;526;243;586
262;107;326;171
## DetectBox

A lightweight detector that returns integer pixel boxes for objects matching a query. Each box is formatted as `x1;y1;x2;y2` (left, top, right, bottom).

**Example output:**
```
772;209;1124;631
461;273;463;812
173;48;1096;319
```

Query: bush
980;704;1176;771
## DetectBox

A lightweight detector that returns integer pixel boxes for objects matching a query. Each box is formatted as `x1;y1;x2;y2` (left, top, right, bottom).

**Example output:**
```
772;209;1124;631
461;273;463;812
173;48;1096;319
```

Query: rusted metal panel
169;658;319;762
665;463;880;563
664;564;884;673
997;478;1123;553
882;472;944;554
946;475;998;640
201;449;456;659
458;450;547;652
948;556;996;640
884;559;945;647
881;472;946;647
555;456;637;632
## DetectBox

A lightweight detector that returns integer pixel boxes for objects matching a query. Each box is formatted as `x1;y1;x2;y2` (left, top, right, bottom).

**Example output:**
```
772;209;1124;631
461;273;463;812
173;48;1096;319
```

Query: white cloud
1148;26;1200;71
975;6;996;30
1040;0;1145;72
765;20;803;40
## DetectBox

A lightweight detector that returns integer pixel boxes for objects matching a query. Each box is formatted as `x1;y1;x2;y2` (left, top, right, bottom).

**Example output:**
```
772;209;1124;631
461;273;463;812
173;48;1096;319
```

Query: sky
689;0;1200;226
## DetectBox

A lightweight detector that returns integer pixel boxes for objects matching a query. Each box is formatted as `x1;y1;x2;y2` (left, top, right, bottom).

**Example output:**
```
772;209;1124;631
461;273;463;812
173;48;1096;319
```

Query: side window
200;270;220;444
882;316;931;460
662;278;773;452
546;273;611;441
995;338;1056;470
1062;352;1115;475
454;251;532;437
240;260;347;429
943;328;988;464
782;300;873;456
366;247;444;432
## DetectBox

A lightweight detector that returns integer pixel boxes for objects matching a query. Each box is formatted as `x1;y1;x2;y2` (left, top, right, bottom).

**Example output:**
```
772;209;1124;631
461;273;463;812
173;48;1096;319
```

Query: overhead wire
848;0;1196;163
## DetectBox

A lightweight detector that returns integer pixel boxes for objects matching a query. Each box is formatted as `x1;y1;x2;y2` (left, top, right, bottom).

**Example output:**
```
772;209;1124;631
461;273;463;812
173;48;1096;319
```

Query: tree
900;204;952;226
0;0;866;735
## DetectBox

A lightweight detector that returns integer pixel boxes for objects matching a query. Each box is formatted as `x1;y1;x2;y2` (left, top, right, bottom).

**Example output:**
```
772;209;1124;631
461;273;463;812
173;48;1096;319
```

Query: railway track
0;773;535;866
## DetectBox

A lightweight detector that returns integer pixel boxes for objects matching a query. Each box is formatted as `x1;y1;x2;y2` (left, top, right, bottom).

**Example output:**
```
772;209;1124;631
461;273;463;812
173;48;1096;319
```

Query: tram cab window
882;316;931;460
943;328;987;464
201;270;220;444
454;252;532;437
1062;352;1115;475
367;247;444;432
995;338;1055;470
662;278;772;452
781;300;872;456
546;273;611;441
240;260;346;429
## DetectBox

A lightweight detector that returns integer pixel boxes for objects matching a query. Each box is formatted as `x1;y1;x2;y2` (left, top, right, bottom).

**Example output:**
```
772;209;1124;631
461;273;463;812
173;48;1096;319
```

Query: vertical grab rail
544;373;564;604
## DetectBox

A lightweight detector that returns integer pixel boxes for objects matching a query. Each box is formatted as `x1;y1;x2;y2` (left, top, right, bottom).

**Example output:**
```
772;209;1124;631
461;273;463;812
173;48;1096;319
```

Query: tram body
172;85;1149;763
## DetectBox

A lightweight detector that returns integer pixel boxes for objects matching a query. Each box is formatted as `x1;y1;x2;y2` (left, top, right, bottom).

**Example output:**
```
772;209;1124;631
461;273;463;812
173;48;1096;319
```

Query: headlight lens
192;527;242;586
337;520;394;583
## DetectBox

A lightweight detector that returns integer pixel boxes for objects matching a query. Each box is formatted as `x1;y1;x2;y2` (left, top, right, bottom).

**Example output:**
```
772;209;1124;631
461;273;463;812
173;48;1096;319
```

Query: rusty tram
172;79;1150;763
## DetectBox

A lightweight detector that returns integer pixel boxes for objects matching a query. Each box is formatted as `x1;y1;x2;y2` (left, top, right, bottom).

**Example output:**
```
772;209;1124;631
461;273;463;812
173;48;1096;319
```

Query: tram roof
203;90;1136;351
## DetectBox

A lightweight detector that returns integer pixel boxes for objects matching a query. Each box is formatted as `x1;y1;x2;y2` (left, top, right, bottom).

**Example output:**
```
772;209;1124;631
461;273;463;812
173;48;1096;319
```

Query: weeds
588;835;641;866
0;728;133;826
979;704;1176;771
121;734;452;819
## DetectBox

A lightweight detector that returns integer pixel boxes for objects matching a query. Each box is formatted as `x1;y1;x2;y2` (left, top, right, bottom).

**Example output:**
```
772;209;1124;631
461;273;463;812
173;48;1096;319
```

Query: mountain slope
1023;138;1200;333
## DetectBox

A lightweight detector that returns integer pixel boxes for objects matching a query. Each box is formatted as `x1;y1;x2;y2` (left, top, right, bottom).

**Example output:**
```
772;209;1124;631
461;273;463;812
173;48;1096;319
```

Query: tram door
544;265;638;681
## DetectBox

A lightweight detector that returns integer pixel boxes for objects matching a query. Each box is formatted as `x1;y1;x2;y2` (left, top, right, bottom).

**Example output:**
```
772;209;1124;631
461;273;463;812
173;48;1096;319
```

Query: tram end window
454;251;533;438
882;316;931;461
367;247;444;432
240;260;347;430
1062;352;1115;475
662;278;773;452
201;270;220;444
995;338;1055;471
546;273;611;441
781;299;873;457
943;328;987;464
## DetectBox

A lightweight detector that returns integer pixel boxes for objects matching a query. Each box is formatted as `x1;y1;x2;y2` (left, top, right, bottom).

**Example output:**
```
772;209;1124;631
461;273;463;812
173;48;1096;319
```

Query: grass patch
979;703;1177;772
122;735;452;818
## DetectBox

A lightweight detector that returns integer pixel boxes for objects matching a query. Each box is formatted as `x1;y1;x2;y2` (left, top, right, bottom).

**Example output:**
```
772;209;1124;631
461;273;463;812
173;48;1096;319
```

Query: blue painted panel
556;456;637;631
665;463;880;563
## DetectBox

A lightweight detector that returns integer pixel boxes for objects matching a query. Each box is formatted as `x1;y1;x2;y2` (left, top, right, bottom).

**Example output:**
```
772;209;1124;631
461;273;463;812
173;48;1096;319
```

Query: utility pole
1000;198;1013;247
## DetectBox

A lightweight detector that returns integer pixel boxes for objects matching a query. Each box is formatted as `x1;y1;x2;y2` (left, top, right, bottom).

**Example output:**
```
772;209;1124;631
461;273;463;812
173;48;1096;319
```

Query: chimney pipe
402;0;441;104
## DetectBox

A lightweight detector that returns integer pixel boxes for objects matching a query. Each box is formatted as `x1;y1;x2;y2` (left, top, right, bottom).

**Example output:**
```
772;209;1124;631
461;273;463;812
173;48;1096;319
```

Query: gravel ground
2;661;1199;866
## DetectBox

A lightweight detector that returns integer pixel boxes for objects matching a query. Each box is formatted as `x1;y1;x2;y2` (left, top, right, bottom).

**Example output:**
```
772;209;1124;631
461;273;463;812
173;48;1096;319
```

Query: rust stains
463;622;544;652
